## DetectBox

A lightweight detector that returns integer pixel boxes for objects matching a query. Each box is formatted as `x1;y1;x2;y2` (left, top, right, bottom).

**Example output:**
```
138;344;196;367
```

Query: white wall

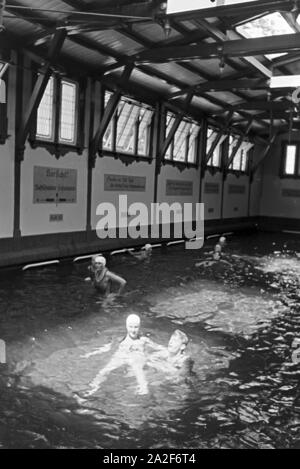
260;133;300;219
0;55;16;238
202;171;222;220
223;174;249;219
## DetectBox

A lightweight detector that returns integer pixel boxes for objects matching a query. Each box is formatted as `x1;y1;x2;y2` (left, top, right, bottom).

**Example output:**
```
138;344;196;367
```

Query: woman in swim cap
86;254;127;296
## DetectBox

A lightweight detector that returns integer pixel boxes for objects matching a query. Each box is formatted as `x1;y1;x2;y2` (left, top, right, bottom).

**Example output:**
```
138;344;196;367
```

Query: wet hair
171;329;189;345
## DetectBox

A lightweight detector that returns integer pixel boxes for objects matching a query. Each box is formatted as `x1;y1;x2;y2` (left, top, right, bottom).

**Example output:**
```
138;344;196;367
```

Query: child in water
85;255;126;297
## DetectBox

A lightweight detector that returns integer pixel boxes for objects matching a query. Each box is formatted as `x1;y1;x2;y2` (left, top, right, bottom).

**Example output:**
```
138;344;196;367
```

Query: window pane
59;80;77;143
103;91;115;151
116;101;139;154
229;136;240;170
173;120;189;162
187;123;199;164
37;76;54;140
165;112;175;159
285;145;297;175
236;12;293;60
207;127;222;168
138;108;153;156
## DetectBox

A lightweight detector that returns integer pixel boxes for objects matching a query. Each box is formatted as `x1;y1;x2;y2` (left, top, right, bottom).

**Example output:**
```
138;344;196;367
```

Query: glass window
236;12;294;60
116;102;139;154
138;108;152;156
284;145;297;175
206;127;222;168
36;76;79;145
102;92;153;157
187;123;200;164
165;112;176;159
173;120;189;162
103;91;114;151
59;80;77;144
37;76;54;140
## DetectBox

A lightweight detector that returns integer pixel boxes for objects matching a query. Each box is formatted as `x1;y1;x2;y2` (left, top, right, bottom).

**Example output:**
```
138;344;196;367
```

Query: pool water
0;232;300;449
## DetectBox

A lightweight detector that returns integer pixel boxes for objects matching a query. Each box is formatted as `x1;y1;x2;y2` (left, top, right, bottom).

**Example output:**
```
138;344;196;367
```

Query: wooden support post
153;102;163;204
158;91;193;163
226;118;253;170
90;64;133;160
206;111;233;165
250;132;277;182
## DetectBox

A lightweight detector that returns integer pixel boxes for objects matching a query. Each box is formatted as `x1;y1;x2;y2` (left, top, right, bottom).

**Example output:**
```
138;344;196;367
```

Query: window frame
227;135;251;175
281;141;300;179
0;60;8;145
206;126;224;171
30;71;84;158
163;109;200;168
101;90;154;162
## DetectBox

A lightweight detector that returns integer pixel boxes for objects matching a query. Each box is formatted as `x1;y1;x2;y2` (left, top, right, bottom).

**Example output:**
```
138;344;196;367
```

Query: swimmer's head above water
144;244;152;251
168;329;189;356
92;255;106;270
219;236;226;247
214;244;222;253
126;314;141;340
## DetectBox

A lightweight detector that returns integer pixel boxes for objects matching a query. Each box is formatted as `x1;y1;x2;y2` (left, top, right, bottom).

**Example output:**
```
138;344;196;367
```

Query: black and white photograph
0;0;300;452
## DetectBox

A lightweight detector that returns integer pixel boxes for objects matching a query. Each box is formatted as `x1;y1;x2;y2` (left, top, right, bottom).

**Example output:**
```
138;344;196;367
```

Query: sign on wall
104;174;146;192
166;179;193;196
228;184;246;195
204;183;220;194
33;166;77;204
282;188;300;198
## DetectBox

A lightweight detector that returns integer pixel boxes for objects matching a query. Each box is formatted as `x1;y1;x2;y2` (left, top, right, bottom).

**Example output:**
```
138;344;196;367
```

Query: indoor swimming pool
0;232;300;449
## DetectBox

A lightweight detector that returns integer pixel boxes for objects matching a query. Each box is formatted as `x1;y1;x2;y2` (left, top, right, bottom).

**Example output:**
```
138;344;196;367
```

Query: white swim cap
126;314;141;327
144;244;152;250
219;236;226;244
94;255;106;266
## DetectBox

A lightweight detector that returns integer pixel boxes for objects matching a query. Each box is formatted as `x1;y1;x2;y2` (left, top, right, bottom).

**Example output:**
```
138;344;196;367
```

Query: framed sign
33;166;77;204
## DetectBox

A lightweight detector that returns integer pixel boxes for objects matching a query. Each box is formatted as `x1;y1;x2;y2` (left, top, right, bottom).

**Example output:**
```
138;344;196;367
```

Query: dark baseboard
258;216;300;232
0;217;260;269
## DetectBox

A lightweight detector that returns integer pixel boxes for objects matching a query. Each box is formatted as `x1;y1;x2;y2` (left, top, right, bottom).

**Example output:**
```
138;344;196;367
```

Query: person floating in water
81;315;193;396
126;244;152;261
148;329;194;379
195;243;230;268
85;255;126;297
83;314;165;396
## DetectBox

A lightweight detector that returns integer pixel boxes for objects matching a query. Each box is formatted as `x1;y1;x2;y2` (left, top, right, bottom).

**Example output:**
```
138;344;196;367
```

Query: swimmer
219;236;226;249
127;244;152;261
83;314;165;396
85;255;126;297
195;244;230;267
148;329;193;378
